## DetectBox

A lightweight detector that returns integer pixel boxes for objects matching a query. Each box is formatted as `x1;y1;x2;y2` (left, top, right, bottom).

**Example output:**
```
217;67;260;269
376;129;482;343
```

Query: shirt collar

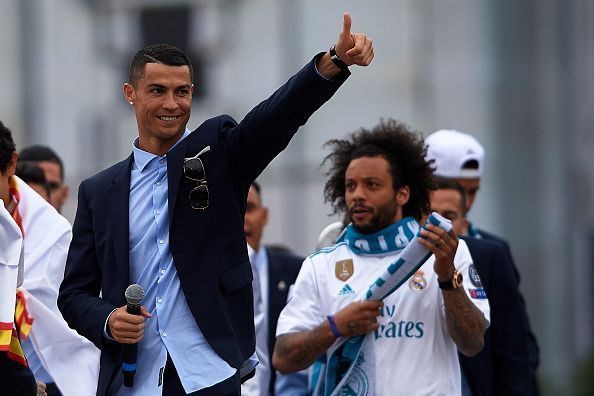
132;129;191;172
253;246;268;270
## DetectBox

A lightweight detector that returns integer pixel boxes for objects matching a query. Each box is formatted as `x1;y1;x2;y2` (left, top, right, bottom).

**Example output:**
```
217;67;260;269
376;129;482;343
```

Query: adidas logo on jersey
338;284;355;296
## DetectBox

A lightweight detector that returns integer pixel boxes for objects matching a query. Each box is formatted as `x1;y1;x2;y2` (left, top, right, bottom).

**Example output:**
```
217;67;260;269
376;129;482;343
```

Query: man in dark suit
58;14;374;396
242;181;304;395
430;177;532;395
426;129;540;394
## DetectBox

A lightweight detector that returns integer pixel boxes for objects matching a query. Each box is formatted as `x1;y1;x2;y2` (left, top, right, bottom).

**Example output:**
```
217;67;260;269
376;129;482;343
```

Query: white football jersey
277;239;490;396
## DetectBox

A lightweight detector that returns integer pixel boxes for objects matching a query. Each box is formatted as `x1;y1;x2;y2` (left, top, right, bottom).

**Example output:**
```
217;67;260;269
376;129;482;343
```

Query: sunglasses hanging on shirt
183;146;210;210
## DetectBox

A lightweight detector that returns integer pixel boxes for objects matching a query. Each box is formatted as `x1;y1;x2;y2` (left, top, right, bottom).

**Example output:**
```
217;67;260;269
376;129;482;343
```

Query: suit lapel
108;155;133;279
167;136;190;226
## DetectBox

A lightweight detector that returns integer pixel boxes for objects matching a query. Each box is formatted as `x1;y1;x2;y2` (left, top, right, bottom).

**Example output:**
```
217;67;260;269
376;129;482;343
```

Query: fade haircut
19;145;64;180
431;177;468;215
128;44;193;87
322;119;434;221
0;121;16;175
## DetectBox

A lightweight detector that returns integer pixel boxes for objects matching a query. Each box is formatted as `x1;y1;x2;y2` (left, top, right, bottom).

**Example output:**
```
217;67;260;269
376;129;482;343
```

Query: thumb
140;306;152;318
341;12;352;36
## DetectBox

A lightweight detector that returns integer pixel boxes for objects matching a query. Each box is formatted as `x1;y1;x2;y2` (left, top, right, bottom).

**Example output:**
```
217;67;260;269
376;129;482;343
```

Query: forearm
273;320;336;374
316;52;345;80
442;288;487;356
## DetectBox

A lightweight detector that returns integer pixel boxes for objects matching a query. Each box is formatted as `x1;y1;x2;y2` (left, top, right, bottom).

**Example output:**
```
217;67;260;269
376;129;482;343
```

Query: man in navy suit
58;13;374;396
430;177;532;395
242;181;304;395
425;129;540;394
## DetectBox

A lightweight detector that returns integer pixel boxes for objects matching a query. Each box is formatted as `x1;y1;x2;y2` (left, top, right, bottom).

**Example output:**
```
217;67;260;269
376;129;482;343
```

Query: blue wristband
326;315;341;338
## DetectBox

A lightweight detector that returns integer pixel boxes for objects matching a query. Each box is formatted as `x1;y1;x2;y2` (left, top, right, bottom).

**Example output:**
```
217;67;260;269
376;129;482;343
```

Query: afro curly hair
322;118;434;221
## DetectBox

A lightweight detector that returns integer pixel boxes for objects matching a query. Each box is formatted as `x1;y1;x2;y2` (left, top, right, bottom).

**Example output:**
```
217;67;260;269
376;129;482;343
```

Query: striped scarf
0;177;33;366
314;213;452;396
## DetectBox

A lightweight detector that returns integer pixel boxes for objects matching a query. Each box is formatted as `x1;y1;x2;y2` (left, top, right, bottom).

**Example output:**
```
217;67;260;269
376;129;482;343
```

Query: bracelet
326;315;341;338
329;45;349;72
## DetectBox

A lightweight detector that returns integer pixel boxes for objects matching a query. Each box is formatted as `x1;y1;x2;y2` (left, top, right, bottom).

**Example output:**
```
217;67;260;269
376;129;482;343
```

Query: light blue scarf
338;216;419;256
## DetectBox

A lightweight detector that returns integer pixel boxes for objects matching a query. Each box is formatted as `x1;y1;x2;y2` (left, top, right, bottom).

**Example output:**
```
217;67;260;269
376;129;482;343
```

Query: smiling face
345;156;409;234
123;62;194;156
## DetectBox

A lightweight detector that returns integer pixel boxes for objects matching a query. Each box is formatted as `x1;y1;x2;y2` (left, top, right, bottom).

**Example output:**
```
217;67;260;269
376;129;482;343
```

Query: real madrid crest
335;259;354;281
408;270;427;291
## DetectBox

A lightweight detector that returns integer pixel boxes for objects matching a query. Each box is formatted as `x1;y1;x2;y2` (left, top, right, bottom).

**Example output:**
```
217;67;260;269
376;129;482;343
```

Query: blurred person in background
58;12;374;396
425;129;540;394
16;161;51;202
430;177;532;395
0;121;99;396
19;145;69;213
273;120;489;395
241;181;305;395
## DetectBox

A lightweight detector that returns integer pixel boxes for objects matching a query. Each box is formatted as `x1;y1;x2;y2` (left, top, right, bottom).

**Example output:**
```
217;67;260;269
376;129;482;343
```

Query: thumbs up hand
334;12;374;67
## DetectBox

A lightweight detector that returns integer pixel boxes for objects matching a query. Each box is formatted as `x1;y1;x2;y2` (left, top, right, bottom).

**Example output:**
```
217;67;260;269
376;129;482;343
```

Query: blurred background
1;0;592;394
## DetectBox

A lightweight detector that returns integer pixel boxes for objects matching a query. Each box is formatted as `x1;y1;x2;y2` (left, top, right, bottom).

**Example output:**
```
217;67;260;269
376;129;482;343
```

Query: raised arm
221;12;374;190
316;12;374;79
419;225;488;356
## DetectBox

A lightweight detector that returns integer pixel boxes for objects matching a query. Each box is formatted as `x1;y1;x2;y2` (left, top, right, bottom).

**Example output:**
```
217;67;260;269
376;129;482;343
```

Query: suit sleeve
489;245;533;395
58;181;116;350
219;53;350;190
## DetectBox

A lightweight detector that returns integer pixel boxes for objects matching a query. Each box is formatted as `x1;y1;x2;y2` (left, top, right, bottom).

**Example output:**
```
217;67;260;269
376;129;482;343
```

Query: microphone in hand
122;284;145;387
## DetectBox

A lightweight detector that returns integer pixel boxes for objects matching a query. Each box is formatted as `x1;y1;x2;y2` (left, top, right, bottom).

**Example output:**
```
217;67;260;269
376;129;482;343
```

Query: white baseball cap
425;129;485;179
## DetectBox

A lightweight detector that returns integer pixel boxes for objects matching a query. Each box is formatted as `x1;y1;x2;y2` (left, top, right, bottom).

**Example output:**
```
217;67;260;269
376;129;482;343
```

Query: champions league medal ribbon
319;213;452;396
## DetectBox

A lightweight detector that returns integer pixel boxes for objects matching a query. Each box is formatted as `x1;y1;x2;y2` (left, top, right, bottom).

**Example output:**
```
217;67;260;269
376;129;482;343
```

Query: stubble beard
349;200;398;234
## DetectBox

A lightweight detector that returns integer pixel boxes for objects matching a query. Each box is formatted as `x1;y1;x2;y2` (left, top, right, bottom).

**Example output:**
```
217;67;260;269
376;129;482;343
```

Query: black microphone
122;284;144;387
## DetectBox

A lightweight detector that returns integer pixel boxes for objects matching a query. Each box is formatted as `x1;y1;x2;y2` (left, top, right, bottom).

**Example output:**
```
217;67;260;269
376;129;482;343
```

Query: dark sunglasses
183;156;209;210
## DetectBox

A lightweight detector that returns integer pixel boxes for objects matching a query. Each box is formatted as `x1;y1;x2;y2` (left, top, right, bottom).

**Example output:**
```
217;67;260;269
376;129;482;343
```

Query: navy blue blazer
58;55;349;396
460;236;532;395
265;247;303;394
475;230;540;395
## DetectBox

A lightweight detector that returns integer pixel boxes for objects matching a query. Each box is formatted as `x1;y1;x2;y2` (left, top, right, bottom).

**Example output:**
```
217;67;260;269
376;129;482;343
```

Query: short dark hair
128;44;193;86
0;121;16;175
16;161;50;197
19;145;64;180
322;119;434;221
431;177;467;214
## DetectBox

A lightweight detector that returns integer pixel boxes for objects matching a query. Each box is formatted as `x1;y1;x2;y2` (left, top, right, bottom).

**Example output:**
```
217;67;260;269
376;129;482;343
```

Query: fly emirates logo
374;304;424;340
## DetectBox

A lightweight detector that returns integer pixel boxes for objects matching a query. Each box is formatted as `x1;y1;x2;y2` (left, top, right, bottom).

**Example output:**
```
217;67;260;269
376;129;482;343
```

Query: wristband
326;315;341;338
329;45;349;72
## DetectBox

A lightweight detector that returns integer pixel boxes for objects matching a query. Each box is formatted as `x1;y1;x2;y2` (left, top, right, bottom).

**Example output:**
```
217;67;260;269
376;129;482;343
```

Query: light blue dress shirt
118;130;235;395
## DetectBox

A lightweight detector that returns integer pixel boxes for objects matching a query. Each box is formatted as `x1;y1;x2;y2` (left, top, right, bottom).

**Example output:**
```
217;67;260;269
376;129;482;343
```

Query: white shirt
242;245;270;396
0;200;24;339
277;239;490;396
